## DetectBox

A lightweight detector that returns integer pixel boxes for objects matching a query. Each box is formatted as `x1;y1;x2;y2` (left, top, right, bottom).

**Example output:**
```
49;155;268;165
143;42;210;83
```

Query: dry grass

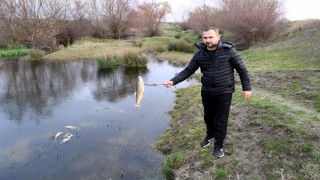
156;51;193;65
44;41;142;61
286;19;319;34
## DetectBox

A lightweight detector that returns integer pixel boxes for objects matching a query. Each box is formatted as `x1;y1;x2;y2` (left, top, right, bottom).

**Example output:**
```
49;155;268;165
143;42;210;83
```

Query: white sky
152;0;320;22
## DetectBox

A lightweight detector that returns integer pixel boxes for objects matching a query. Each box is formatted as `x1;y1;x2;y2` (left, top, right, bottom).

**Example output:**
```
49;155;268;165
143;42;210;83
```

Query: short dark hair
202;27;224;35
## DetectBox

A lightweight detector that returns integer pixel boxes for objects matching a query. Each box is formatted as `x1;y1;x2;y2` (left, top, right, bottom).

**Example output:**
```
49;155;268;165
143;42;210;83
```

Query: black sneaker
200;137;213;147
213;146;224;158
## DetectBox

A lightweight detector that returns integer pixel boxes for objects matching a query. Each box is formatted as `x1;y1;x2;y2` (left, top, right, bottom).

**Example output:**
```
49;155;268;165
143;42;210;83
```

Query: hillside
156;20;320;179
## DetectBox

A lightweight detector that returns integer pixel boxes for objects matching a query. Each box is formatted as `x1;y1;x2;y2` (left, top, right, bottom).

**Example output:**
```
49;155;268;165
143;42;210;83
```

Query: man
164;27;252;158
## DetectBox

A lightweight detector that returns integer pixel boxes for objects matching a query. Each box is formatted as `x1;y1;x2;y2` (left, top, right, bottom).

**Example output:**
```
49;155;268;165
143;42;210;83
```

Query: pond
0;56;195;180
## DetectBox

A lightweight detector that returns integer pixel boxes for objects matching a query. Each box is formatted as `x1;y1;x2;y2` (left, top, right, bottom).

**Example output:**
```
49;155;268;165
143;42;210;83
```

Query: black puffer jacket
170;41;251;94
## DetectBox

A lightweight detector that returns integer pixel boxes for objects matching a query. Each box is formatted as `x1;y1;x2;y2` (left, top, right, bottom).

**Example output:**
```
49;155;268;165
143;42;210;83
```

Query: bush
132;40;144;47
28;49;46;61
123;52;148;67
7;42;27;49
96;55;121;69
167;40;195;53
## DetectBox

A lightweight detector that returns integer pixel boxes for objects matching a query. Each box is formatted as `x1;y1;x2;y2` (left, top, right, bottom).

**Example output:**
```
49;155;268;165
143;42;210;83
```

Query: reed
122;52;148;67
167;39;195;53
28;49;46;61
96;55;121;69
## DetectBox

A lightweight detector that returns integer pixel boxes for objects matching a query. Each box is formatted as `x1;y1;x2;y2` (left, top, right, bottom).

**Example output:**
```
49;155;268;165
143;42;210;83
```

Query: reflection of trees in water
92;67;148;102
0;59;150;123
0;60;94;123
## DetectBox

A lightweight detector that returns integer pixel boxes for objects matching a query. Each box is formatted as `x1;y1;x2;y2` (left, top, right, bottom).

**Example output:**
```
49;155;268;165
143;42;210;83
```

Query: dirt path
253;88;320;119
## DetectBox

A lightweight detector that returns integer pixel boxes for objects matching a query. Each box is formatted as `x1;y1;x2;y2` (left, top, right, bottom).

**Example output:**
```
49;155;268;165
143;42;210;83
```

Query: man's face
202;30;221;49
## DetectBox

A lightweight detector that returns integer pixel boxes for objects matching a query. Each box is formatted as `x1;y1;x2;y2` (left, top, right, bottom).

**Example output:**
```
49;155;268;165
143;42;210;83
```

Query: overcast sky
152;0;320;22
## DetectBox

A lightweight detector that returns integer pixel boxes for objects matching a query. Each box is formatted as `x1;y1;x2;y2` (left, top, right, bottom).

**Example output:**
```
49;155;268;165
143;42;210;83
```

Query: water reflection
0;60;153;122
93;67;149;102
0;57;193;179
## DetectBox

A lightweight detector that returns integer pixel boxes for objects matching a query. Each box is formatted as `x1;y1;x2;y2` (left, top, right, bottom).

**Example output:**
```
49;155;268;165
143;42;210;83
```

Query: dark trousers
201;91;233;148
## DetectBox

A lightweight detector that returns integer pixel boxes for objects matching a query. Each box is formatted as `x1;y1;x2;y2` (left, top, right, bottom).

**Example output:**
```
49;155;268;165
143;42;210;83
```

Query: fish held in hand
135;76;144;108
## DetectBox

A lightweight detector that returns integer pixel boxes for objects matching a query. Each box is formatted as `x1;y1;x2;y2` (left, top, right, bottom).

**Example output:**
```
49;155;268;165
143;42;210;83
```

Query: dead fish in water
61;133;73;144
135;76;144;108
63;133;73;139
65;125;80;130
54;132;63;141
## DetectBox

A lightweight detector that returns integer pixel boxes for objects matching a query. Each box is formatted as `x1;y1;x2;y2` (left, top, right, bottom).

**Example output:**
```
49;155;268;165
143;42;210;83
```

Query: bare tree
218;0;285;45
137;1;171;36
187;4;222;34
0;0;71;48
88;0;106;38
70;0;94;39
178;9;191;31
101;0;137;38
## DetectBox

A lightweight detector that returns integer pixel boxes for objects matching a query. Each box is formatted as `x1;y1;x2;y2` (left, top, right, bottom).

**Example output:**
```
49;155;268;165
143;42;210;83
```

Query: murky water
0;56;195;180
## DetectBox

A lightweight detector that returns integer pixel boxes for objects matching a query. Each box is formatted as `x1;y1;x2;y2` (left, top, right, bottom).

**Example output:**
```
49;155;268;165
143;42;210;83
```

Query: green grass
241;48;315;72
161;152;185;180
0;48;29;58
167;39;196;53
156;82;320;179
96;55;121;69
122;52;148;67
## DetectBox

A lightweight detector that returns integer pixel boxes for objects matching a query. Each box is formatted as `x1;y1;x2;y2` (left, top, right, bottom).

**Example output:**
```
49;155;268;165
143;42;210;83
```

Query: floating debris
65;125;81;130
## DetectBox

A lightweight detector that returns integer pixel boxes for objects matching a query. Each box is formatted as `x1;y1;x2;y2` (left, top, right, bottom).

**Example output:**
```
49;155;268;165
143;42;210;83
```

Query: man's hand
164;81;174;88
242;91;252;101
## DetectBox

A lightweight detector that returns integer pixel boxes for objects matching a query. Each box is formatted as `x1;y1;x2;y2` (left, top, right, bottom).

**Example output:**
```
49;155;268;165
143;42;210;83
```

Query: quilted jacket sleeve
230;48;251;91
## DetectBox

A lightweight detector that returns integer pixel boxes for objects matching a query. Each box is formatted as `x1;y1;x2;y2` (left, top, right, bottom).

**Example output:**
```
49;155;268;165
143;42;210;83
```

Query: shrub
28;49;46;61
123;52;148;67
96;55;121;70
167;40;195;53
7;42;27;49
132;40;144;47
174;34;181;39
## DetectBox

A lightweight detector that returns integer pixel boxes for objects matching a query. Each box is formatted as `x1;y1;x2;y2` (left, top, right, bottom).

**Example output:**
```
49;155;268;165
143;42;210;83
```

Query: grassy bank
156;20;320;179
44;24;197;63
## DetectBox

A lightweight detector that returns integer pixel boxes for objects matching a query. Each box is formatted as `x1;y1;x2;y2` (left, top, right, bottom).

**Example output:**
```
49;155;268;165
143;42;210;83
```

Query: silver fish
65;125;80;130
61;134;73;144
63;133;73;139
135;76;144;108
54;132;63;141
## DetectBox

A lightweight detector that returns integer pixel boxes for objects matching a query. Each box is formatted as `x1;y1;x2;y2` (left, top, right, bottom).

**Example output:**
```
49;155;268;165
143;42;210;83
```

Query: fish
135;76;144;108
61;133;73;144
63;133;73;139
65;125;80;130
54;132;63;141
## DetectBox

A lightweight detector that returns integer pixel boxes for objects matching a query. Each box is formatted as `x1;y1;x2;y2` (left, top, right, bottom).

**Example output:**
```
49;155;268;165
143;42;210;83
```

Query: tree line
0;0;171;49
182;0;286;48
0;0;285;50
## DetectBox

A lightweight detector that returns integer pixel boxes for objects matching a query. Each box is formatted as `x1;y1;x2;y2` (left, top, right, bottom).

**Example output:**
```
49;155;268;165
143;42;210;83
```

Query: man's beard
206;42;217;49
